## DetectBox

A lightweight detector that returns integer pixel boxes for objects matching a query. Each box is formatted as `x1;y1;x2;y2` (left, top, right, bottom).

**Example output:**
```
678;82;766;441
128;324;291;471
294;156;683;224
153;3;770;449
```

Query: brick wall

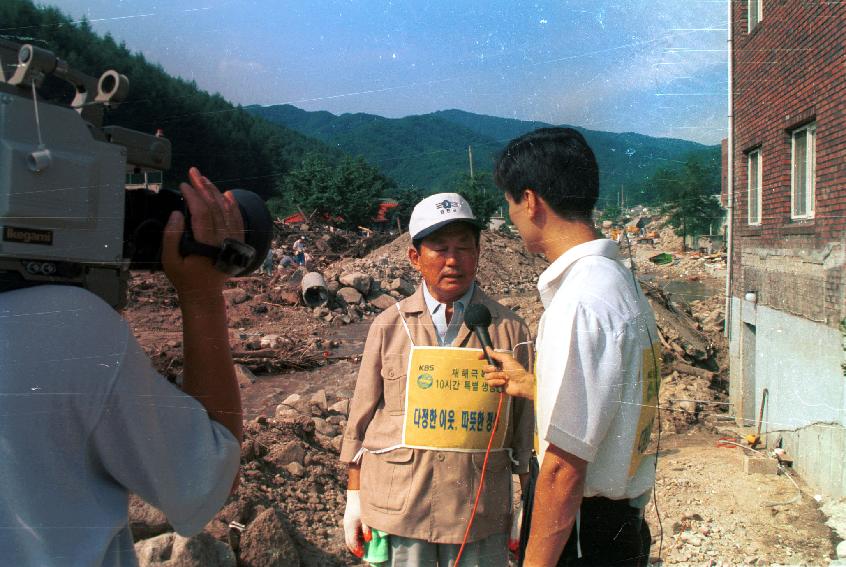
730;0;846;329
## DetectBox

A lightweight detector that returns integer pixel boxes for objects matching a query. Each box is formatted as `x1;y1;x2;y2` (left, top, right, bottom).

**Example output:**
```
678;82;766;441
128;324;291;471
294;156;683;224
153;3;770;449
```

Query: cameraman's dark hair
494;127;598;221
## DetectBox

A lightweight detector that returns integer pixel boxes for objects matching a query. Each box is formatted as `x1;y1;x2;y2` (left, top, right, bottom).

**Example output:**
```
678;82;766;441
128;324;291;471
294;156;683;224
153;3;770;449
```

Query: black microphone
464;304;497;367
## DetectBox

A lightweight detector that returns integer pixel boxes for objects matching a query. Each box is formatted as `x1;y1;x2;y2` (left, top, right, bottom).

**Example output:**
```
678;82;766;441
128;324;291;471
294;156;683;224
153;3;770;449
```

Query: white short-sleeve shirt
0;286;240;566
535;239;658;500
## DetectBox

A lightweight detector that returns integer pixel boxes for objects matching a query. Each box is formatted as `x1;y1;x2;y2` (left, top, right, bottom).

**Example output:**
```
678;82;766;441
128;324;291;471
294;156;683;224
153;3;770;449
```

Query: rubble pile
272;222;395;268
643;284;729;434
131;392;354;567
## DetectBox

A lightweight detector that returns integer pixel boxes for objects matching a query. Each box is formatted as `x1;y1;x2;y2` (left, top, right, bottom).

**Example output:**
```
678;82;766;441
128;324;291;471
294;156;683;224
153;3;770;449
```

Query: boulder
312;417;336;436
238;508;300;567
389;277;416;297
285;462;305;477
222;288;249;305
336;287;364;305
310;389;328;413
263;440;305;467
328;399;349;416
129;495;171;542
369;293;397;311
339;272;372;295
274;405;299;419
135;532;235;567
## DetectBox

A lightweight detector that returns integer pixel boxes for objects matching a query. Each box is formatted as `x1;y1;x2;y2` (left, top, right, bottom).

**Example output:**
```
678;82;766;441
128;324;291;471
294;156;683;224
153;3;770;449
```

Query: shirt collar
537;239;619;306
422;281;475;314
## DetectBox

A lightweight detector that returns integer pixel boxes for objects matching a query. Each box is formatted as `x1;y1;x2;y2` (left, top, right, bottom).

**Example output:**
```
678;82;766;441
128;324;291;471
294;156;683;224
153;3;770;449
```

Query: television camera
0;40;272;308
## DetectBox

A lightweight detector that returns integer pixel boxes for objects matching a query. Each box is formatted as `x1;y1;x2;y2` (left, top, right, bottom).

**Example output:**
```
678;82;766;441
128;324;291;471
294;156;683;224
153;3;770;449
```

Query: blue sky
41;0;727;144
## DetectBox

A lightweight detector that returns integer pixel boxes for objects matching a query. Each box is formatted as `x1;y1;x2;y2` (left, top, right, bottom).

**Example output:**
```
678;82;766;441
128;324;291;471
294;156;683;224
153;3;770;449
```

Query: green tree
283;153;336;218
332;156;395;227
283;154;395;228
448;173;502;225
654;156;724;248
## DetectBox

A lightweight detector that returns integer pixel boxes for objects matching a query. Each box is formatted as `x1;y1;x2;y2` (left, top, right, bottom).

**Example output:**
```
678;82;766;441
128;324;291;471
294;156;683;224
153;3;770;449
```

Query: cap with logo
409;192;482;241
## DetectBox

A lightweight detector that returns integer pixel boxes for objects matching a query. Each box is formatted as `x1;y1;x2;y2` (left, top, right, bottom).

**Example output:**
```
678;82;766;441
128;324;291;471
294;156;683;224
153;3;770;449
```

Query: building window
748;0;763;32
747;150;762;225
791;123;816;219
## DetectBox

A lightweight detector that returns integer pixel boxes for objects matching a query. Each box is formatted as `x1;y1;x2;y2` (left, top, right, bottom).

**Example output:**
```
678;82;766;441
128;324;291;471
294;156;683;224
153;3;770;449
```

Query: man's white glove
343;490;371;558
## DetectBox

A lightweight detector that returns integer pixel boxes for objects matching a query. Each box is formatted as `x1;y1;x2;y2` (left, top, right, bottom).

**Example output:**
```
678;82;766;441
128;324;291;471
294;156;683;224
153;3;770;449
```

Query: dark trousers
556;496;650;567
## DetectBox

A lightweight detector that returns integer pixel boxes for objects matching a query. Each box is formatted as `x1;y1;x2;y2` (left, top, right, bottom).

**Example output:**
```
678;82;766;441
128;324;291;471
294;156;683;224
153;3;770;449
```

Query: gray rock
238;508;300;567
369;293;398;311
336;286;364;305
339;272;372;295
135;533;174;565
389;277;416;297
135;532;235;567
331;435;344;453
312;417;336;436
274;405;299;419
264;440;305;467
310;389;328;413
285;462;305;477
328;399;349;416
281;393;301;407
222;288;249;305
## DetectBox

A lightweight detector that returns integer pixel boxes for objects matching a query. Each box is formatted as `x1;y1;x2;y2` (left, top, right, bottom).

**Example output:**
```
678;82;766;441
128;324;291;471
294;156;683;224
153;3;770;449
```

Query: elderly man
340;193;533;567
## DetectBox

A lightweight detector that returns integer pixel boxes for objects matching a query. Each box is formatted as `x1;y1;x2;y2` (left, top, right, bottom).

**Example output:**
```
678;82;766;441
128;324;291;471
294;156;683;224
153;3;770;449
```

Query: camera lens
124;187;273;275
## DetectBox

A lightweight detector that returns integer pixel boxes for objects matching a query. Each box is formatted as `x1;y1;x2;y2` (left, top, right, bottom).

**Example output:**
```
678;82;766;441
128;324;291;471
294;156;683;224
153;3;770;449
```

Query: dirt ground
122;224;843;566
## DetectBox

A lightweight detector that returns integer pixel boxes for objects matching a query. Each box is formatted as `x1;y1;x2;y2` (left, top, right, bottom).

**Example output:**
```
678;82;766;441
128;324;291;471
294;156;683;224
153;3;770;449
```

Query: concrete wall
729;296;846;497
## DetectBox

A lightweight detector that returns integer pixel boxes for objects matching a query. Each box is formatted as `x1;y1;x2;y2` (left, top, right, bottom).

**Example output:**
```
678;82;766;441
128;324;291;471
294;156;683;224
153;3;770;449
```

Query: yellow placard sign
629;343;661;476
402;346;509;451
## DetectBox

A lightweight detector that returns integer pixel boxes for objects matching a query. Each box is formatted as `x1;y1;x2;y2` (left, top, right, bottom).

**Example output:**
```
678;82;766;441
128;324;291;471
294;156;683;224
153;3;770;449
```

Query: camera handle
177;207;256;276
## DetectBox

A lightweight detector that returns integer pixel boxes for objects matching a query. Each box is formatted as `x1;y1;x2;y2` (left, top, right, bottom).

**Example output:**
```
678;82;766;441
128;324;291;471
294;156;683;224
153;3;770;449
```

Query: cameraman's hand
162;167;244;300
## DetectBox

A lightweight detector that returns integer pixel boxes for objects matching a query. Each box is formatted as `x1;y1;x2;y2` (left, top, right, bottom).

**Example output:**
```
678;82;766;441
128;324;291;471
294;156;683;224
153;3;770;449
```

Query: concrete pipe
301;271;329;308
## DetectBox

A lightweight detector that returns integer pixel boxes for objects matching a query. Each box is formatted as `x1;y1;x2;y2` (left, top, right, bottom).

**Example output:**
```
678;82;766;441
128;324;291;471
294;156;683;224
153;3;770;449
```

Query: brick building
725;1;845;496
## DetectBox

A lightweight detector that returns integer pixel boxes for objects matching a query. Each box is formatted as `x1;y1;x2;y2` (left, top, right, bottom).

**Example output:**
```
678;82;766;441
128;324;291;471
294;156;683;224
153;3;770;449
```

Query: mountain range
247;105;721;205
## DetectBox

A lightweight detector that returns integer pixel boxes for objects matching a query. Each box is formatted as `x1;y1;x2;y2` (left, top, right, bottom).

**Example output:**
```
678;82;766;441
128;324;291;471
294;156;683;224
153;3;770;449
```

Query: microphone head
464;303;492;329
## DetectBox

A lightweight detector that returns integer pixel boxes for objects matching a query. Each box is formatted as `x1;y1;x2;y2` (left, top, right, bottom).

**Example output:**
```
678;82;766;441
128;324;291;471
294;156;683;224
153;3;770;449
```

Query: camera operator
0;167;243;566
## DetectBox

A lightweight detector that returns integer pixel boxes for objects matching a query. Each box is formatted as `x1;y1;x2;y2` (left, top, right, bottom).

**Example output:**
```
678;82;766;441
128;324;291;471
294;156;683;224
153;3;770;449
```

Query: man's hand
343;490;371;558
482;347;535;400
162;166;244;301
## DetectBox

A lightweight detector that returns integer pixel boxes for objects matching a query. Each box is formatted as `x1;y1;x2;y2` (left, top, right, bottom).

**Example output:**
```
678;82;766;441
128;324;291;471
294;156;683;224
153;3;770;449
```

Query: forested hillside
1;0;341;200
250;104;721;205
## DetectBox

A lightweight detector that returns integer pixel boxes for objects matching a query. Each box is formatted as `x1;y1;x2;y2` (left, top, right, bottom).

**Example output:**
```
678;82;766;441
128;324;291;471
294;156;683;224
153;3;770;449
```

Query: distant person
293;237;306;265
340;193;533;566
260;248;275;275
278;252;296;269
0;168;244;565
484;128;659;566
636;217;647;237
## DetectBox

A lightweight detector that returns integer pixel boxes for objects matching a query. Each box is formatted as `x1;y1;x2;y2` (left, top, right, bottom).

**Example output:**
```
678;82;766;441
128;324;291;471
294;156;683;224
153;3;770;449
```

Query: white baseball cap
409;192;481;241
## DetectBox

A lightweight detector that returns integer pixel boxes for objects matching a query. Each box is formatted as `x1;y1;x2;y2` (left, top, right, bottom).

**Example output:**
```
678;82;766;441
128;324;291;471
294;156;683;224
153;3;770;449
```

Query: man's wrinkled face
409;223;479;303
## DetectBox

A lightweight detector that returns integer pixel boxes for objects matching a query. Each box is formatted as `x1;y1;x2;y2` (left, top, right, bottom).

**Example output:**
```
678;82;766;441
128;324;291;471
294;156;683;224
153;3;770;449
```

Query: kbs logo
3;226;54;245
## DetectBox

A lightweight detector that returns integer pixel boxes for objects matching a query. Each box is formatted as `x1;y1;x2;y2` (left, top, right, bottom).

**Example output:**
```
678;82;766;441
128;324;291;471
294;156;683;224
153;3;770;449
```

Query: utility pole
468;145;474;179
